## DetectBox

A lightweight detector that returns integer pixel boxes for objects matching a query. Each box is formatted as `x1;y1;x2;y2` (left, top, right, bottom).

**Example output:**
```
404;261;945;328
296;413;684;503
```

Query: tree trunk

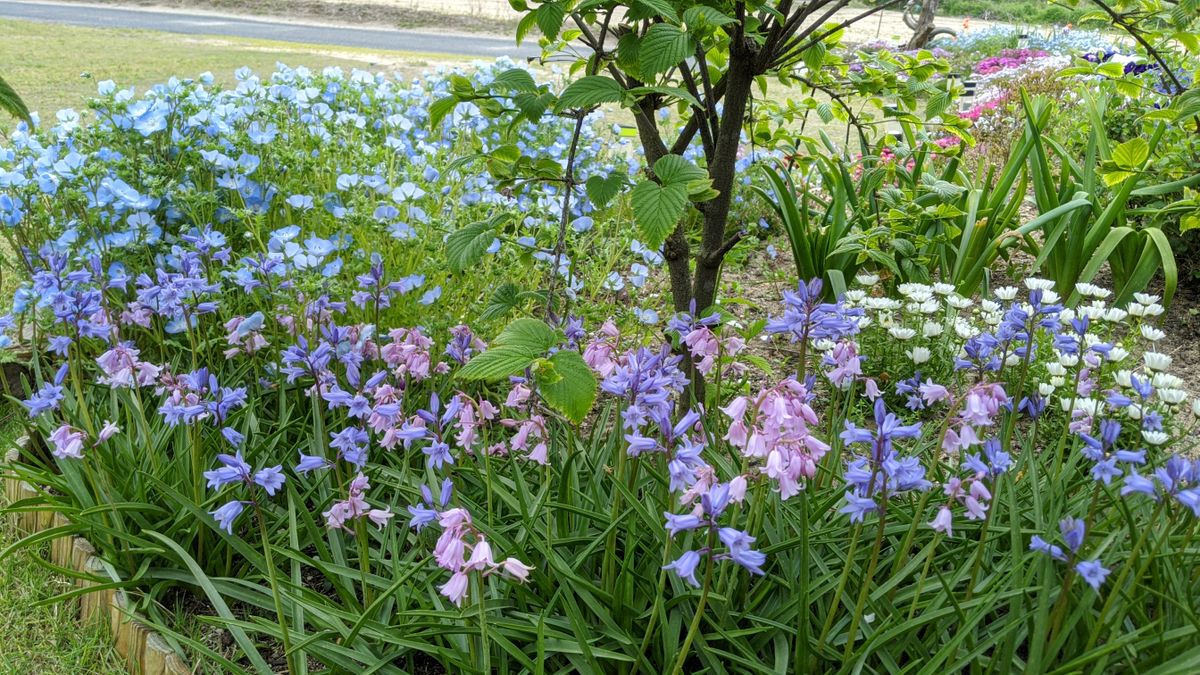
691;39;757;313
905;0;941;50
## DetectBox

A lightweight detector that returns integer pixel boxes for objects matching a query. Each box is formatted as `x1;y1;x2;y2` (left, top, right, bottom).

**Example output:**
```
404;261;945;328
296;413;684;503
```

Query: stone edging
4;438;192;675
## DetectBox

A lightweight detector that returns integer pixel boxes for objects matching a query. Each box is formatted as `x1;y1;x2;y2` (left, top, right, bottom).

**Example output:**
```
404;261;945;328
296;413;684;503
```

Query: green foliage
0;74;32;126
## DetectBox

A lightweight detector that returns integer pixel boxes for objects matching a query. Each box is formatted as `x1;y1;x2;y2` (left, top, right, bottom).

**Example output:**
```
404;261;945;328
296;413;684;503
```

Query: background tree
439;0;967;320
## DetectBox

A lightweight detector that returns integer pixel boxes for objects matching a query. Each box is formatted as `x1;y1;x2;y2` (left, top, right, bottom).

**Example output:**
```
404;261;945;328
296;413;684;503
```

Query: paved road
0;0;542;59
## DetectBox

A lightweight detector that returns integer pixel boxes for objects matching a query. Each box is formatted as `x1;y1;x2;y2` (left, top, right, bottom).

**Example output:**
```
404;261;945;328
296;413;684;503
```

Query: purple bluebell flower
253;466;286;495
211;500;245;534
1075;559;1110;591
663;550;702;587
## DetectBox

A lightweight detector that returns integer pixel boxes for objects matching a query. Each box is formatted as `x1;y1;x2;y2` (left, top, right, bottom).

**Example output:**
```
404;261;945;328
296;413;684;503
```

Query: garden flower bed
2;9;1199;673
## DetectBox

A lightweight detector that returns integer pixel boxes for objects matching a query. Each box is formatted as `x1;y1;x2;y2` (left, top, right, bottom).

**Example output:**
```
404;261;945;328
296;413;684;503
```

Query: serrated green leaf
631;180;689;248
490;68;538;93
639;24;694;76
1112;137;1149;170
586;173;626;208
535;3;566;40
536;350;597;424
458;346;539;381
683;5;734;28
653;154;708;185
428;95;459;129
555;76;624;112
446;221;498;273
495;318;557;352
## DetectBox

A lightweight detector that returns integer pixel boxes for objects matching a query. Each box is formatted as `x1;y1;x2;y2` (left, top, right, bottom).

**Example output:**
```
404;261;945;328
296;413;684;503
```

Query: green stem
669;528;716;675
255;501;296;674
844;507;887;660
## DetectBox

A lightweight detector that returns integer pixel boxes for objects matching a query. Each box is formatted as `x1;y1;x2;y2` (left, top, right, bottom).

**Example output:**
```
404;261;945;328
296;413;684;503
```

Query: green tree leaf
494;317;558;352
457;346;539;381
586;173;627;208
428;95;459;129
535;2;566;40
445;220;499;273
556;76;625;111
1112;137;1149;170
0;74;32;126
536;350;597;424
639;24;695;76
631;180;689;248
653;154;708;184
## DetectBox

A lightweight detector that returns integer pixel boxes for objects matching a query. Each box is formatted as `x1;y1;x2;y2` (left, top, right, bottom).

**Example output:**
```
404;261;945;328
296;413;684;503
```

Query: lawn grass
0;421;126;674
0;17;462;120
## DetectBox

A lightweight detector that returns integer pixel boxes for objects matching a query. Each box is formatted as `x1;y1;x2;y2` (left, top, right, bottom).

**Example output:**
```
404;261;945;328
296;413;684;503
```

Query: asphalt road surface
0;0;542;59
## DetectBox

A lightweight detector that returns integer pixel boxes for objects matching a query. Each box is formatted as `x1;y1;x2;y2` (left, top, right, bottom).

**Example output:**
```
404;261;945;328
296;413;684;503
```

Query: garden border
4;437;193;675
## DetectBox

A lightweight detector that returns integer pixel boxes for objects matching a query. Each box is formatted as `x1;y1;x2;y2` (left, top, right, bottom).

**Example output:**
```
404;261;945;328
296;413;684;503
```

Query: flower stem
669;529;716;675
255;501;296;674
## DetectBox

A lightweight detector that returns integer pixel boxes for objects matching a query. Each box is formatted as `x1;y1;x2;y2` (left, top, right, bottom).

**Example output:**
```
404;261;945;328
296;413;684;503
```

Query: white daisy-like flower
946;294;972;309
898;283;934;301
932;282;955;295
981;299;1001;313
1075;282;1111;299
1046;362;1068;377
1068;398;1100;416
889;326;917;340
954;319;975;339
1059;308;1077;323
1141;430;1169;446
1082;333;1100;348
1042;290;1062;305
922;321;944;338
866;297;902;311
908;347;931;364
1143;303;1164;317
844;289;867;304
1127;303;1148;317
1058;354;1080;368
858;316;874;329
1126;403;1143;421
1104;308;1129;322
1134;292;1160;305
1114;369;1133;388
1005;353;1021;367
995;286;1018;300
1144;352;1172;371
1079;303;1106;320
1158;388;1187;405
1050;376;1066;388
1192;399;1200;417
1140;325;1166;342
1152;373;1183;390
812;338;835;352
1025;278;1055;291
917;299;940;314
855;272;879;286
1038;382;1056;396
1107;346;1129;362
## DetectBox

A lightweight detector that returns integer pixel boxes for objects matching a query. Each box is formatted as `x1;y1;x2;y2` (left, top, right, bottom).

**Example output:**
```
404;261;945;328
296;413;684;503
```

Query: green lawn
0;422;125;674
1;18;460;120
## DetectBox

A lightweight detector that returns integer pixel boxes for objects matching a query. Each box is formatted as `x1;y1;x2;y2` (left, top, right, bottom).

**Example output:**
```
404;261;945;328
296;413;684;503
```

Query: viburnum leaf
639;24;694;76
457;346;539;381
631;180;689;248
536;350;597;424
446;220;498;273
